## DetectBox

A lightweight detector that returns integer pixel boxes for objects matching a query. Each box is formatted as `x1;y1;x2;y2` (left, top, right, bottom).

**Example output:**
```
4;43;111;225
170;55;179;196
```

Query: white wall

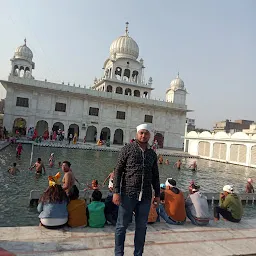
3;79;187;148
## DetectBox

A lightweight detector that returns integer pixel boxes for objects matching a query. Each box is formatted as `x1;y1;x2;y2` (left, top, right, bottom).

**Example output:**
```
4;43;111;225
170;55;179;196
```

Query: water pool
0;144;255;227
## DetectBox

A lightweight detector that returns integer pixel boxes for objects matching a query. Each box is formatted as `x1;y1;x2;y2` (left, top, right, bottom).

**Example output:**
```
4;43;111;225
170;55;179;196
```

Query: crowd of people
158;155;198;171
36;161;118;229
6;122;256;256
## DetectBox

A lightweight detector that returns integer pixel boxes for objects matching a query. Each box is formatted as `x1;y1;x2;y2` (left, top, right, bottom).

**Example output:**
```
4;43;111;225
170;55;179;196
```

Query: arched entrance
100;127;110;141
86;126;97;142
36;120;48;136
68;124;79;138
13;118;26;135
113;129;124;145
52;122;64;132
154;133;164;148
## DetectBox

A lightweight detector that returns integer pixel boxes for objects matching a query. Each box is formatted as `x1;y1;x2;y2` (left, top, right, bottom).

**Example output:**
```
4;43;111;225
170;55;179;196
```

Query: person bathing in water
16;143;23;159
62;161;75;194
30;158;46;174
103;170;115;191
158;155;163;164
49;153;55;168
85;179;100;191
246;178;254;193
174;159;182;170
189;161;197;171
8;163;20;175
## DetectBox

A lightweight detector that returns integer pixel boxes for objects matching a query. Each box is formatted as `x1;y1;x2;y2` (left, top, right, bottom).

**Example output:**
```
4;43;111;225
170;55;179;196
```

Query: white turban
223;185;234;193
165;178;176;188
136;124;151;133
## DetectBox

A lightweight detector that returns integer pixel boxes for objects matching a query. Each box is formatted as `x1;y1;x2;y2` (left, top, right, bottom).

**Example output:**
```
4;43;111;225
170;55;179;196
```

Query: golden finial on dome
125;22;129;36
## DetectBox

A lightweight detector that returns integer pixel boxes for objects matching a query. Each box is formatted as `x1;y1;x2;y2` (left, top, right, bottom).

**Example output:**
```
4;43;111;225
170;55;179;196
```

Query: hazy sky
0;0;255;129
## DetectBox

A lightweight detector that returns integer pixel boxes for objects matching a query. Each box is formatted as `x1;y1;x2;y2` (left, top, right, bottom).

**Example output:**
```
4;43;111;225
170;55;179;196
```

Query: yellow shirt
67;199;87;227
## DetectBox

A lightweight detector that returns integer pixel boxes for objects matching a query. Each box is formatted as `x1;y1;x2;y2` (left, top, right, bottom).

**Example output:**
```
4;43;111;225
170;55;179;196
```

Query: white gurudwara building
0;23;189;148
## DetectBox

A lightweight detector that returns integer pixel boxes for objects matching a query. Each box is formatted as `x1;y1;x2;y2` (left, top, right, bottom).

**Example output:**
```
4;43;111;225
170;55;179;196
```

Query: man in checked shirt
113;123;160;256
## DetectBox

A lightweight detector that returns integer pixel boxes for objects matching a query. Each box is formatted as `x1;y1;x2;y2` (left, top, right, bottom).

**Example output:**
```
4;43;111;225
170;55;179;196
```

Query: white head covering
51;153;54;156
165;178;176;188
223;185;234;193
136;124;151;133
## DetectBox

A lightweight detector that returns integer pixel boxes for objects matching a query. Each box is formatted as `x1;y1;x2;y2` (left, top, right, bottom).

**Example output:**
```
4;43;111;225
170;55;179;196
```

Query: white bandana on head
165;178;176;188
223;185;234;194
136;124;151;133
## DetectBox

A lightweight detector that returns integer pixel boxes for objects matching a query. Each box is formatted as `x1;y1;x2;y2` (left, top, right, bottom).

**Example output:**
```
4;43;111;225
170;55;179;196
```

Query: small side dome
170;73;185;90
14;39;33;62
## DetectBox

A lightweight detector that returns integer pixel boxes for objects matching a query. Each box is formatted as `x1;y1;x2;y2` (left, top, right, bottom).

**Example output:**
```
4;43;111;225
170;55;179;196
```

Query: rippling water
0;144;255;227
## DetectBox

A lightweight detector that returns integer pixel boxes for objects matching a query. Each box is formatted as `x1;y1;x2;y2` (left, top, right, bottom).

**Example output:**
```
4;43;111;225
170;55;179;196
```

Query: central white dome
14;39;33;62
110;24;139;60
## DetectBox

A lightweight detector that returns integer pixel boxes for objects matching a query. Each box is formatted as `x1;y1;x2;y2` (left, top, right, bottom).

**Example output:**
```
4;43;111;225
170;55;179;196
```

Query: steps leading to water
29;189;256;206
17;139;198;158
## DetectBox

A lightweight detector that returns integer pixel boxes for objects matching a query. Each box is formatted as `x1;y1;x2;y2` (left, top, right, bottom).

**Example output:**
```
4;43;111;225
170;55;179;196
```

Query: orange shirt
148;204;158;223
67;199;87;227
164;189;186;221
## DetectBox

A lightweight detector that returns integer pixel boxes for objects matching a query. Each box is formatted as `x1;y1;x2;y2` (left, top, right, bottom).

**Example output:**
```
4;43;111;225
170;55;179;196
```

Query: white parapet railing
7;76;188;111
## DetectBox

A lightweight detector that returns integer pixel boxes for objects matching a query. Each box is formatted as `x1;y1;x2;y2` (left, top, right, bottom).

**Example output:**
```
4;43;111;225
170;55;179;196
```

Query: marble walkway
1;219;256;256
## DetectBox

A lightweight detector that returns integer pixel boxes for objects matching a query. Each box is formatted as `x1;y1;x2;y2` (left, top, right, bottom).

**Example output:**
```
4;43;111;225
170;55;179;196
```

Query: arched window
132;71;139;83
19;66;25;77
107;85;113;92
24;67;30;78
134;90;140;97
143;91;148;98
115;67;122;80
123;69;130;81
125;88;132;96
116;87;123;94
13;65;19;76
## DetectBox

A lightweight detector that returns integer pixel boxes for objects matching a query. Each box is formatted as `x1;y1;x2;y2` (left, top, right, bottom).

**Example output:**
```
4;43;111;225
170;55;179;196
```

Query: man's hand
153;197;160;208
113;193;121;206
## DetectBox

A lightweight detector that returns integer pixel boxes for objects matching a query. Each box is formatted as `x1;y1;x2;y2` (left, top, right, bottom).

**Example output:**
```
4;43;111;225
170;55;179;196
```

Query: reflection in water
0;144;255;227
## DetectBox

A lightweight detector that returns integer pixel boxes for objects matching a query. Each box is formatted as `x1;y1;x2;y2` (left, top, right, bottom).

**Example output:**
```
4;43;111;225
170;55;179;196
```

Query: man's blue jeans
186;207;209;226
115;194;151;256
157;204;185;225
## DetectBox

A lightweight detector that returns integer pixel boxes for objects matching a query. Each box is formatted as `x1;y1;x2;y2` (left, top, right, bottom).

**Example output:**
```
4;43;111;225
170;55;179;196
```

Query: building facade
184;130;256;168
0;24;189;148
213;119;254;134
186;118;195;132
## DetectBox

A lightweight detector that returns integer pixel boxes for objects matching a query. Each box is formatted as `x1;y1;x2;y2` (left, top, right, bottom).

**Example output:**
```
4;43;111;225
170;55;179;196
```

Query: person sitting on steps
157;178;186;225
214;185;243;223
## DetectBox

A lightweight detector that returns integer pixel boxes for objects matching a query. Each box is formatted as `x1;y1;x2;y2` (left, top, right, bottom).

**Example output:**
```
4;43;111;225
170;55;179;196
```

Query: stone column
226;142;231;163
209;141;214;158
96;129;101;142
246;144;252;167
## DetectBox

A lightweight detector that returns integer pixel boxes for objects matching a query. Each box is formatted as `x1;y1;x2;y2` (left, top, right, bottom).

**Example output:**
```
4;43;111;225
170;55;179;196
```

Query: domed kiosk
93;22;153;98
166;73;187;104
10;39;35;78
